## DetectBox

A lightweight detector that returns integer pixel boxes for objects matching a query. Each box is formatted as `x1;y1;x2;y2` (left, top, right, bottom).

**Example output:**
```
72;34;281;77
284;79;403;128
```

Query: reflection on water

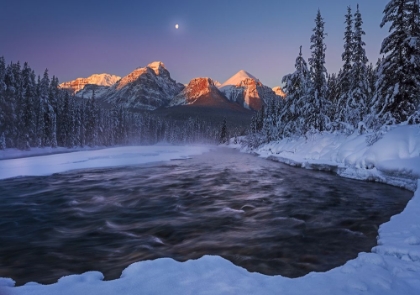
0;148;412;285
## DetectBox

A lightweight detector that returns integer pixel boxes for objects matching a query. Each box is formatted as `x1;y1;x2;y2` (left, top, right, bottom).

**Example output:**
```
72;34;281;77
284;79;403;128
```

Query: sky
0;0;389;87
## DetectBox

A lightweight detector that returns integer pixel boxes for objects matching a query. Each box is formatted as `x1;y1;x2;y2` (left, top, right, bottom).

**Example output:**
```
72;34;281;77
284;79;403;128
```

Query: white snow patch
0;145;211;180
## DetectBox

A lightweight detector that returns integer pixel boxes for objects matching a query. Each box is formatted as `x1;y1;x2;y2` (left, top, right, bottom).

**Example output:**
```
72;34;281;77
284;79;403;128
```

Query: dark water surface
0;148;412;285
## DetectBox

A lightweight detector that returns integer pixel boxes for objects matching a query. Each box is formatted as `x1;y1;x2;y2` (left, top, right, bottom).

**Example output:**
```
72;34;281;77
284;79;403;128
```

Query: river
0;147;412;285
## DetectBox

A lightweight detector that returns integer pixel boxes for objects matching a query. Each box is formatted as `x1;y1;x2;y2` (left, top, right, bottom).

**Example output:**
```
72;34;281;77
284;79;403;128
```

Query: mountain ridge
60;62;285;112
59;73;121;95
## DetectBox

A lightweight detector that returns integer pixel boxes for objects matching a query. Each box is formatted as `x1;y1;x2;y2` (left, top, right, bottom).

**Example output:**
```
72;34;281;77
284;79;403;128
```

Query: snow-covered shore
1;126;420;295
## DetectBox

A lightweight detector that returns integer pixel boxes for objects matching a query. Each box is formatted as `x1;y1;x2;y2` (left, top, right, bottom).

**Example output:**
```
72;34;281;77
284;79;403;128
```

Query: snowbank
1;127;420;294
0;145;211;180
255;125;420;191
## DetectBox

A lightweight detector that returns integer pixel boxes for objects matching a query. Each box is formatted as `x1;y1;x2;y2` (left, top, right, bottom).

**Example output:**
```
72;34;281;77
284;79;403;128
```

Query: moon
175;24;179;29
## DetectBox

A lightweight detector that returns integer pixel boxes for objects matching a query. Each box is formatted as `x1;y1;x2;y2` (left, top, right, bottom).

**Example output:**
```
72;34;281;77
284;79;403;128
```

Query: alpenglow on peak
221;70;259;87
147;61;167;75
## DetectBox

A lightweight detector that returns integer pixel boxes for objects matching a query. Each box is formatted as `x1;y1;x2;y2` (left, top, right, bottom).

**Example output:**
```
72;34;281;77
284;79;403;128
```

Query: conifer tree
0;57;6;137
340;6;354;96
220;117;228;144
281;46;312;137
0;132;5;150
373;0;420;124
308;10;330;131
349;4;369;131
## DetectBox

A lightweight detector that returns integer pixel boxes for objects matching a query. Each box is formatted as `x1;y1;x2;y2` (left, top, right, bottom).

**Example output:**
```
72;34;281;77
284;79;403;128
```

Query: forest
0;60;221;150
248;3;420;147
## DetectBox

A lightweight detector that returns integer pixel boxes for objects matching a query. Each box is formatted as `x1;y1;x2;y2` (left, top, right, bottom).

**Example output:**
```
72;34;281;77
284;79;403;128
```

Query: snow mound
256;125;420;190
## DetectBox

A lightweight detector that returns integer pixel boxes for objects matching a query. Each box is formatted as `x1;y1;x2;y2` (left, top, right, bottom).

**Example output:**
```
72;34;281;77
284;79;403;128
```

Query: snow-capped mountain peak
147;61;167;76
101;62;184;110
221;70;259;87
170;77;225;106
59;73;121;94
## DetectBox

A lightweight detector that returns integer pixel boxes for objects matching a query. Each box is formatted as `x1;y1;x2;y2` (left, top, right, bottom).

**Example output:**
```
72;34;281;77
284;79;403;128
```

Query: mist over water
0;148;412;285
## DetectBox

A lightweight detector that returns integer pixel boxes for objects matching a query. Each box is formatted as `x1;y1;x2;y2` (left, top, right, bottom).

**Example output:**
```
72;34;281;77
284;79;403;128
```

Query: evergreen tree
219;117;228;144
0;57;6;135
373;0;420;124
340;6;354;96
18;62;36;149
61;92;72;147
0;132;5;150
336;7;354;124
349;4;369;131
280;46;312;137
308;10;330;131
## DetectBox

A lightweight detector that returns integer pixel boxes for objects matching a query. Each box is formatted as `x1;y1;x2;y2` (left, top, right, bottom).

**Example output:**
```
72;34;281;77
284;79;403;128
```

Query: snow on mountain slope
74;85;109;99
59;74;121;95
101;62;184;110
220;77;282;111
272;86;286;97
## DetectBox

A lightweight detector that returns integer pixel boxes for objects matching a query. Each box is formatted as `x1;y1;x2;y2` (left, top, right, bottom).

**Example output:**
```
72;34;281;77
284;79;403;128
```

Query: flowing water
0;148;412;285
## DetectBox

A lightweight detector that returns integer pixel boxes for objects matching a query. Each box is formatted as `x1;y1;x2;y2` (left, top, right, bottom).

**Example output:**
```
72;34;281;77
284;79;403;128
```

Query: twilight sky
1;0;389;87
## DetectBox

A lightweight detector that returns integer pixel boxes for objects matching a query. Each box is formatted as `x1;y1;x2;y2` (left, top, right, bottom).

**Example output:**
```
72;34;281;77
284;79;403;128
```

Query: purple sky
0;0;389;87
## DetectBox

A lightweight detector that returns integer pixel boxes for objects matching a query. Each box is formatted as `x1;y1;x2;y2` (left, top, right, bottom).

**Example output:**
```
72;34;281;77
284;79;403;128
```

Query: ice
1;126;420;294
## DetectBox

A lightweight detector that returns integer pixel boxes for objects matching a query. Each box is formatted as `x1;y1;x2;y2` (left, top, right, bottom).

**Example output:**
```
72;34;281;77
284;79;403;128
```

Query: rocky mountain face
101;62;184;110
59;73;121;95
170;78;230;107
219;71;284;111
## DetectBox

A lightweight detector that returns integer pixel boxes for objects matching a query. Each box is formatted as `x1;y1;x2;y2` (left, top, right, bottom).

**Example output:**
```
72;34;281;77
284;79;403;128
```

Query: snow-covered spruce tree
372;0;420;125
17;62;36;149
61;92;74;148
338;6;354;98
366;62;378;107
349;4;369;132
0;57;6;138
0;132;5;150
308;10;331;132
336;6;355;129
260;97;282;142
85;89;97;147
280;46;312;138
219;118;228;144
3;62;21;147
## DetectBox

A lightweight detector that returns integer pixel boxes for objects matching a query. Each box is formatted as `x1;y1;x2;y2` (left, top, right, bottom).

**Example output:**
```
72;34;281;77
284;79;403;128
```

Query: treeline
248;2;420;147
0;58;219;150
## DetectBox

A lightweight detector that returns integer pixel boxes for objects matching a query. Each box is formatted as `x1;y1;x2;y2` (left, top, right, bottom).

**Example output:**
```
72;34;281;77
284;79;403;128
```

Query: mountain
170;77;232;108
100;61;184;110
59;73;121;95
219;70;284;111
155;77;253;128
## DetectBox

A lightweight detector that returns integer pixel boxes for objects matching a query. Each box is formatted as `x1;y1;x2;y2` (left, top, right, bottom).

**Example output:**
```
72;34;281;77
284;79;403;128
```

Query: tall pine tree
281;46;312;137
373;0;420;125
349;4;369;131
308;10;330;132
